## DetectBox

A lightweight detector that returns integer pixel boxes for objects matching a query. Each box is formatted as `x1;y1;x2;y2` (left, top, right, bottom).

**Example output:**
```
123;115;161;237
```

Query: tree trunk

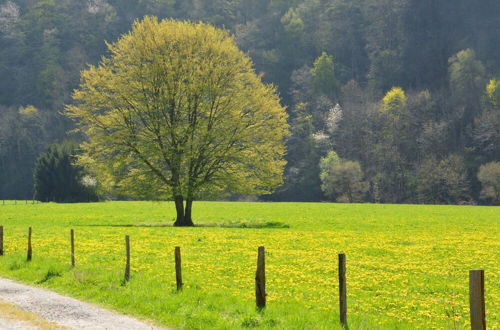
183;198;194;226
174;196;185;226
173;196;194;227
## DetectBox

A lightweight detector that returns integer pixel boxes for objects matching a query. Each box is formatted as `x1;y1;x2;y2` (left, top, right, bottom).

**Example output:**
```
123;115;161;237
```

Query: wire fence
0;225;489;330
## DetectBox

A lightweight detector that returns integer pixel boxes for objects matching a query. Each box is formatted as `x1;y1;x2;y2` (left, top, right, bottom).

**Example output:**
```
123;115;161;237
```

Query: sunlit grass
0;201;498;329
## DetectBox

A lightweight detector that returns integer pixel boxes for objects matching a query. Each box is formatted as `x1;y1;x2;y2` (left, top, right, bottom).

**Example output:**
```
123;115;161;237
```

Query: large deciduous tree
67;17;289;226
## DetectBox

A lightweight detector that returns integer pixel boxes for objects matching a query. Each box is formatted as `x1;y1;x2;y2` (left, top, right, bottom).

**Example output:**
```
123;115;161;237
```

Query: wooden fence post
469;270;486;330
27;227;32;261
175;247;182;290
339;253;347;328
70;229;75;267
124;235;130;282
255;246;266;309
0;226;3;256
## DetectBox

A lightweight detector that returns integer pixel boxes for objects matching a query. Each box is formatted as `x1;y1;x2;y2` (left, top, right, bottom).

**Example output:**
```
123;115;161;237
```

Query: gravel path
0;277;162;329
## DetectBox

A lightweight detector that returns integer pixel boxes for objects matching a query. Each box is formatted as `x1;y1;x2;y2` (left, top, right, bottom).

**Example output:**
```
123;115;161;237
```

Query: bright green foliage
67;17;289;225
311;52;340;100
477;162;500;203
375;87;415;203
281;8;304;36
485;78;500;109
449;49;486;97
320;150;340;168
448;49;486;124
382;87;407;117
320;151;368;202
18;105;39;117
33;142;98;203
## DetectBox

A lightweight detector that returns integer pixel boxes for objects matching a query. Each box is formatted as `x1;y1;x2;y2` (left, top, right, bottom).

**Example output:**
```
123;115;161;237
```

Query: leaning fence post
255;246;266;309
339;253;347;328
27;227;32;261
124;235;130;282
175;247;182;290
469;270;486;330
0;226;3;256
70;229;75;267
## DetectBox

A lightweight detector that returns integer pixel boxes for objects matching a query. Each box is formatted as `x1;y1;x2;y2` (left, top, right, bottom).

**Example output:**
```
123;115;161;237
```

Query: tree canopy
66;17;288;225
320;151;368;202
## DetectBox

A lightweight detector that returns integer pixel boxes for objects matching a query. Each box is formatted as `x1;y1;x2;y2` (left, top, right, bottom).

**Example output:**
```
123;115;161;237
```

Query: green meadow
0;202;498;329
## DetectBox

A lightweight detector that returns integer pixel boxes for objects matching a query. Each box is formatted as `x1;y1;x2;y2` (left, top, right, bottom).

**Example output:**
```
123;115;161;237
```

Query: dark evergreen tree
33;142;98;202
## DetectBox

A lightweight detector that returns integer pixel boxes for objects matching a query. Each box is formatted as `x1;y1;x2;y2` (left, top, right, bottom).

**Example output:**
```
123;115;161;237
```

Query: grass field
0;201;498;329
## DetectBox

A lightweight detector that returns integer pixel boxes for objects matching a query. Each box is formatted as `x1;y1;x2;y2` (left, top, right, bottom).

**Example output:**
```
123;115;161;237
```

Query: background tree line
0;0;499;204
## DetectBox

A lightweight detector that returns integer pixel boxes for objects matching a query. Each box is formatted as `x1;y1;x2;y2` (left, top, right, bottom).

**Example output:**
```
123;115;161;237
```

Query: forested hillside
1;0;499;204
